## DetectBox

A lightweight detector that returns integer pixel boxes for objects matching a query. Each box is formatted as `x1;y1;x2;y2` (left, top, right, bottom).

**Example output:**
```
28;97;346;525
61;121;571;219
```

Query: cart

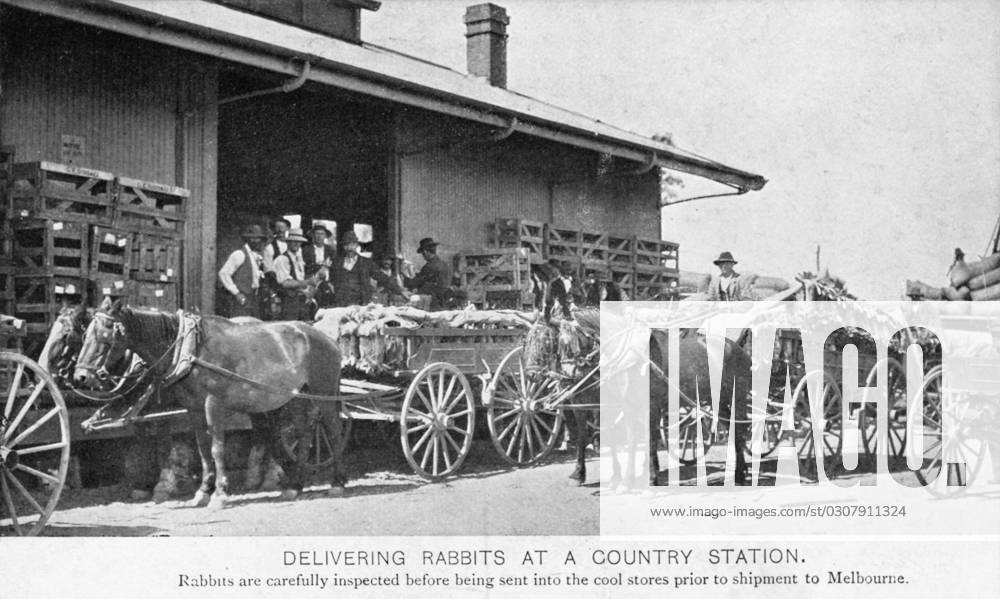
0;315;71;536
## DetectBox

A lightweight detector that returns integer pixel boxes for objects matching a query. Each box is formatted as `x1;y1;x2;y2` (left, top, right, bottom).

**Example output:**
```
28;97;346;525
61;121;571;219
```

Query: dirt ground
31;438;601;537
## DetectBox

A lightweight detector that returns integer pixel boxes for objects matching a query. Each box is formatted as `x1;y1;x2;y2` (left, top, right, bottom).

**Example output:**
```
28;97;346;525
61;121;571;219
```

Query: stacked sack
941;248;1000;301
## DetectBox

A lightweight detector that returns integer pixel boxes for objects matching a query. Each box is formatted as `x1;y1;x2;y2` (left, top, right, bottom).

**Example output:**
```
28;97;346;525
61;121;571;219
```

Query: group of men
218;217;452;320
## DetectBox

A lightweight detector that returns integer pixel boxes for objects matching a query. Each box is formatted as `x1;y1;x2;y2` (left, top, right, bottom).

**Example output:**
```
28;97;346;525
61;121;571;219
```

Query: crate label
154;289;164;297
117;237;127;247
19;210;29;218
102;287;112;295
54;285;65;294
160;274;168;282
166;268;174;277
104;233;116;244
66;284;76;294
53;221;64;231
114;280;125;289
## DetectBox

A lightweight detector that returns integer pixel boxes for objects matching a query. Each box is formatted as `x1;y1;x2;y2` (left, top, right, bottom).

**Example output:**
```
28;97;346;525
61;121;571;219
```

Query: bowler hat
713;251;738;265
241;224;267;240
417;237;440;253
311;223;332;236
285;228;308;243
341;230;360;245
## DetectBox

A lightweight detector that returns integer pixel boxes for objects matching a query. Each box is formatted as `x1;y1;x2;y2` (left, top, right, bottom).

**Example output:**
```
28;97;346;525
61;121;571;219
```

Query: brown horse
649;329;751;485
72;300;345;508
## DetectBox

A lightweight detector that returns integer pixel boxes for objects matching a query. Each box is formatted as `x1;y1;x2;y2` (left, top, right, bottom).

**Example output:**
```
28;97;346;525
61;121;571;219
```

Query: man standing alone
707;251;748;301
217;224;267;318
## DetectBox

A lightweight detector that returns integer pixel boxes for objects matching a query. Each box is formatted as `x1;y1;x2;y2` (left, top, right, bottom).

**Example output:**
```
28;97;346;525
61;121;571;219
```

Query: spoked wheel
486;347;565;466
401;363;475;480
914;368;981;497
746;394;784;458
660;399;714;466
0;352;71;536
791;371;843;479
281;402;353;473
859;358;908;462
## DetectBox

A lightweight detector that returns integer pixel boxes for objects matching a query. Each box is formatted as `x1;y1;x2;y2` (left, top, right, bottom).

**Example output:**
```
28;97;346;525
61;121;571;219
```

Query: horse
72;300;345;508
648;329;751;485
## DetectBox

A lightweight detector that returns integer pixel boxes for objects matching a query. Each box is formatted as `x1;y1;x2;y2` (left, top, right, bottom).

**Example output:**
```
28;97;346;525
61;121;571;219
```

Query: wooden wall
0;8;219;313
395;108;662;264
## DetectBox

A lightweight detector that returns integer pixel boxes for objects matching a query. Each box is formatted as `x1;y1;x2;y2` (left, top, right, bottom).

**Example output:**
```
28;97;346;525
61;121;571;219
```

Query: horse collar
162;310;202;387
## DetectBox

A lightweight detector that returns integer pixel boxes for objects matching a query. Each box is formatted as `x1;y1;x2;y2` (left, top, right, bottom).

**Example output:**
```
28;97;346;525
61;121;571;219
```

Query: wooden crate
488;218;545;263
483;289;534;310
0;315;26;353
130;233;181;283
0;263;15;315
127;280;178;312
456;247;531;293
607;234;635;268
13;274;87;333
11;219;88;276
544;225;581;260
634;237;680;272
578;230;608;265
6;161;114;224
90;225;133;278
93;275;130;303
113;176;188;238
634;269;679;300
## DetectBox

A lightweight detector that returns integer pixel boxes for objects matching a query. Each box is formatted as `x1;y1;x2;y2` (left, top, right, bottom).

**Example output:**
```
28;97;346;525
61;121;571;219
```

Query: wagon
0;315;71;536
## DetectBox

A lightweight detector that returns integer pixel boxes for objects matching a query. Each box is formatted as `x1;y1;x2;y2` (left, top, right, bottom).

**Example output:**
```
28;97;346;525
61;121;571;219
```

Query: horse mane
118;307;179;352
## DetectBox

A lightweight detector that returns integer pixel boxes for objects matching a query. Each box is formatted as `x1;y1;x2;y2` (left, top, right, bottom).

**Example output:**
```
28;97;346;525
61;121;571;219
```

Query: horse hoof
130;489;152;502
280;488;300;501
153;491;170;504
190;490;212;507
327;485;346;498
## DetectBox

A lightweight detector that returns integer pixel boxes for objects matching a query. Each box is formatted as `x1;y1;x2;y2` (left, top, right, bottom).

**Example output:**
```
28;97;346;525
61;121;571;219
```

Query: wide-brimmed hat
341;230;360;245
285;228;308;243
713;251;738;265
417;237;440;253
311;223;332;236
241;224;267;240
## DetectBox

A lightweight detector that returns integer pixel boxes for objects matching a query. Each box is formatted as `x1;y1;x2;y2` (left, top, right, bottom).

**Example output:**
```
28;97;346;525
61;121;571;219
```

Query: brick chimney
464;3;509;88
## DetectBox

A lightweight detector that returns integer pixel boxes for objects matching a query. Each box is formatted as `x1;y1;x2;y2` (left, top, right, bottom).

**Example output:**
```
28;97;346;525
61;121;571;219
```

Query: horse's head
73;297;128;388
38;304;91;381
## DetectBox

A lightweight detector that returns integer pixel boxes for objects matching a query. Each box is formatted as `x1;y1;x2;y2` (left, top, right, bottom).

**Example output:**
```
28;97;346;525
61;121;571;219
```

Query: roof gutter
2;0;766;191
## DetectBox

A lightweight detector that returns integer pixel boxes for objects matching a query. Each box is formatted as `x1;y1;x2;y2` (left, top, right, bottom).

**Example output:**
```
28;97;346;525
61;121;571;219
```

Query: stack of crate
458;217;681;307
1;160;186;354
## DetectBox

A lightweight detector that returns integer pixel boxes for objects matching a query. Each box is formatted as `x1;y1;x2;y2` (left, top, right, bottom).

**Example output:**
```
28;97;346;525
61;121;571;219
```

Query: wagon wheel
914;367;982;497
486;347;565;467
859;357;907;462
746;393;785;458
281;403;353;474
0;352;71;536
401;363;475;480
791;371;842;480
660;398;714;466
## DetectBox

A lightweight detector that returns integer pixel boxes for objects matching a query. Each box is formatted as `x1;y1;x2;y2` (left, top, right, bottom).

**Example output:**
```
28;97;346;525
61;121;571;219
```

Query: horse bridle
75;311;129;381
49;310;87;381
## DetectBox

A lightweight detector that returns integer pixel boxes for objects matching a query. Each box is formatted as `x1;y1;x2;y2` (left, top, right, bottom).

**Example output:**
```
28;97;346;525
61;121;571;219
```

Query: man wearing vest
261;217;291;272
273;228;318;320
217;224;267;318
403;237;452;311
707;251;749;301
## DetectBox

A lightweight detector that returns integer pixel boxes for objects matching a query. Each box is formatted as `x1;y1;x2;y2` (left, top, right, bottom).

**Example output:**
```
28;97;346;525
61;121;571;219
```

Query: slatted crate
488;218;545;263
6;161;114;224
483;289;535;310
456;247;531;293
93;275;130;303
0;263;15;315
0;314;26;353
127;280;178;312
607;234;635;268
578;230;609;265
13;275;87;334
113;176;188;238
544;225;581;260
130;232;182;283
609;266;635;298
633;269;679;300
11;219;88;277
634;237;680;272
89;225;133;278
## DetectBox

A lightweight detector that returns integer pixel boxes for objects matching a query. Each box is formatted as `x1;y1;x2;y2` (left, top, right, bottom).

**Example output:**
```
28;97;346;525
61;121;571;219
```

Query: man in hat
403;237;451;311
272;228;319;320
217;224;267;318
261;217;291;272
708;251;748;301
324;230;404;307
303;222;336;276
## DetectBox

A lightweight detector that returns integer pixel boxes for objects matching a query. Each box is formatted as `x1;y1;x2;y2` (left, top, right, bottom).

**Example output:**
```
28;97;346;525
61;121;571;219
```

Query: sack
966;264;1000;291
943;286;971;301
949;250;1000;287
971;281;1000;301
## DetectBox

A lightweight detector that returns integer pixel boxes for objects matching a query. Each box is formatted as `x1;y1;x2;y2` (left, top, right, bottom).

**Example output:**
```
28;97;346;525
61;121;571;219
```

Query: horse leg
568;411;587;484
188;408;215;507
245;413;270;491
204;395;231;509
320;404;347;496
735;421;749;486
275;400;309;500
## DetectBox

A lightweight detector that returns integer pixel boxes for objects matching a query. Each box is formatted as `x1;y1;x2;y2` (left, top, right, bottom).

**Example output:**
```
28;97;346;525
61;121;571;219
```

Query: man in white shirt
707;251;748;301
217;224;267;318
272;228;318;320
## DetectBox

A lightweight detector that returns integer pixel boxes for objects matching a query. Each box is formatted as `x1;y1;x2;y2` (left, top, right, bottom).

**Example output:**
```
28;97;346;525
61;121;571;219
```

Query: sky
364;0;1000;299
